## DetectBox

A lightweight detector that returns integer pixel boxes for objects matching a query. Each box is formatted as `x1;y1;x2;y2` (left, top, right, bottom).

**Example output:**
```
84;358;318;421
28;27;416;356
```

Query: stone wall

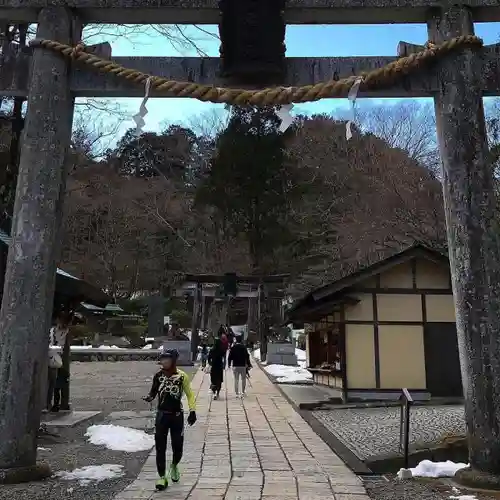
54;348;193;365
161;340;192;365
266;342;298;366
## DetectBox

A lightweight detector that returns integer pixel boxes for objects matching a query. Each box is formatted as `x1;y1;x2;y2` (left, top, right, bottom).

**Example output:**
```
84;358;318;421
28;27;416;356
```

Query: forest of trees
2;22;500;301
5;91;500;301
43;102;451;299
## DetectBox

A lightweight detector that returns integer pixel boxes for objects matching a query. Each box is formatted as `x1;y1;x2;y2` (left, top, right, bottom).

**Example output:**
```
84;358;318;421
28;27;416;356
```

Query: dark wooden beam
0;0;499;24
184;274;289;285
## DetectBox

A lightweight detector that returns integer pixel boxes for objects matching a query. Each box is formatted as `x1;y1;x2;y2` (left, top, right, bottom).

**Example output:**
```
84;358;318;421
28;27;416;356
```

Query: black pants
155;411;184;477
47;368;69;409
210;366;223;394
47;368;58;409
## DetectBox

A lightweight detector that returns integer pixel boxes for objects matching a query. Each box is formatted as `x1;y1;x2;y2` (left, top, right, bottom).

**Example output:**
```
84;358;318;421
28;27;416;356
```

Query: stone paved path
115;363;368;500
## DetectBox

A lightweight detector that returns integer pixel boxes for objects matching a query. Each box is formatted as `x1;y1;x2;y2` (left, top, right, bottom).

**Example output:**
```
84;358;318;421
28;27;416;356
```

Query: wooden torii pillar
427;7;500;486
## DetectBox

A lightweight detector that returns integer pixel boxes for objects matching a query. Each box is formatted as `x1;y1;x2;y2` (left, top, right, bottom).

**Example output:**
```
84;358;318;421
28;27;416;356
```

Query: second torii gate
178;273;288;359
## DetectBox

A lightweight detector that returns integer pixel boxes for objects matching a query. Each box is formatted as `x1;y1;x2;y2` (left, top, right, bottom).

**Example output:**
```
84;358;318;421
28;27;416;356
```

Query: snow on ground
397;459;469;479
85;424;154;452
55;464;124;486
51;345;123;351
264;364;313;384
142;344;153;350
295;348;306;361
253;348;311;382
295;348;306;368
448;487;477;500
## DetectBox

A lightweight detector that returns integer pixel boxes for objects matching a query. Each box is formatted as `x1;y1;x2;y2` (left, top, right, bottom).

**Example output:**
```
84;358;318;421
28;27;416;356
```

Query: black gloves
187;411;197;426
143;395;154;403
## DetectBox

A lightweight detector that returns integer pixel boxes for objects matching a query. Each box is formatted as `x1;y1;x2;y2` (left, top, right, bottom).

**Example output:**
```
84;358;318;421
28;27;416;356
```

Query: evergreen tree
196;106;302;271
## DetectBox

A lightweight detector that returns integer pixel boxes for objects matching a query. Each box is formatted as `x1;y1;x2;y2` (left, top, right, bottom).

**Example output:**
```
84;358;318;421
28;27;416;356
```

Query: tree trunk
258;284;268;361
190;283;202;360
148;294;164;339
247;295;258;338
60;330;71;411
429;7;500;474
0;7;75;471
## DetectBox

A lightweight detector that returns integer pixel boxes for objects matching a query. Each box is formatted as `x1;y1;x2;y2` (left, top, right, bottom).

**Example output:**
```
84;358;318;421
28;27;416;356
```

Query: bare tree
186;107;230;138
356;100;439;173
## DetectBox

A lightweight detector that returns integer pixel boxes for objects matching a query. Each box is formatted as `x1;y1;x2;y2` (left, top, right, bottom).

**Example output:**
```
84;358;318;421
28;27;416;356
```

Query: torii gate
0;0;499;487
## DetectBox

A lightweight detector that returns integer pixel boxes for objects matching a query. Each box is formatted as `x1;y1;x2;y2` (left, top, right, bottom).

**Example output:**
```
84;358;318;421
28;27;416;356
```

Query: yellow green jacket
148;369;196;413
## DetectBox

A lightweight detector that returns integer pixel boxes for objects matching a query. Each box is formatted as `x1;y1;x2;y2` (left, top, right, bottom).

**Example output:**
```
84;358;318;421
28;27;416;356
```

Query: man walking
228;336;251;398
144;348;197;491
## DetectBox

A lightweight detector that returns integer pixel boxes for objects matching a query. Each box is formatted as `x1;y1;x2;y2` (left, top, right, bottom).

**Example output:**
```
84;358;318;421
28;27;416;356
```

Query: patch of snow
295;348;306;361
142;344;153;350
264;364;313;384
291;328;305;339
53;345;126;351
295;348;307;367
37;447;51;452
85;424;154;452
55;464;124;485
449;487;477;500
397;460;468;479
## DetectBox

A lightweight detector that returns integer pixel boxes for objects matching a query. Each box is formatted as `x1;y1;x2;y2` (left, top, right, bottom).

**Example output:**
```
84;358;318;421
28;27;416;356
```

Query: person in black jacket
228;336;251;398
208;338;225;400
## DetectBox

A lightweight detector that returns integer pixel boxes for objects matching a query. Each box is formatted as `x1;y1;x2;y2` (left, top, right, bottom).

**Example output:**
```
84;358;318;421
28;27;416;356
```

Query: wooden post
60;331;71;411
428;6;500;479
200;290;207;330
148;294;164;338
0;243;6;305
190;283;202;360
258;283;269;361
0;6;75;478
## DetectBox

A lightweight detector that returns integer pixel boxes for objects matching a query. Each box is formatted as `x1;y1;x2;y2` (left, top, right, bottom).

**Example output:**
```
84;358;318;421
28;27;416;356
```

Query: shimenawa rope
29;35;483;106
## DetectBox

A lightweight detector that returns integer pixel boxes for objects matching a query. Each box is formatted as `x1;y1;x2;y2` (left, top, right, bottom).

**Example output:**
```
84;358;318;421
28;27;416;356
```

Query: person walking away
218;326;229;369
47;312;71;412
144;348;197;491
208;339;225;399
228;335;252;398
200;342;208;368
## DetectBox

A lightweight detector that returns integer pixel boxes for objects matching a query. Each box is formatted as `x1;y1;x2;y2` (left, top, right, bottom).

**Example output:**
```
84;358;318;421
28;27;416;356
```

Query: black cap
159;348;179;360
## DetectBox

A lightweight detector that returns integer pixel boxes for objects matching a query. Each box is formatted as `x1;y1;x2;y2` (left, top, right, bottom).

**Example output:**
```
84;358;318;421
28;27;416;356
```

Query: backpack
49;350;63;369
221;334;229;351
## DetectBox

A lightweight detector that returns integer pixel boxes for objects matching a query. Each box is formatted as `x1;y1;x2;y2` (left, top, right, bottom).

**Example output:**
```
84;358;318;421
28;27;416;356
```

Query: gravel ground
0;362;197;500
312;405;465;460
0;422;150;500
364;475;500;500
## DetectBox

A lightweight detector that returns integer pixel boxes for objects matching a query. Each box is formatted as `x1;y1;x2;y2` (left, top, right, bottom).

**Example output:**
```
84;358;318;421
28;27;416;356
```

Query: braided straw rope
30;35;483;105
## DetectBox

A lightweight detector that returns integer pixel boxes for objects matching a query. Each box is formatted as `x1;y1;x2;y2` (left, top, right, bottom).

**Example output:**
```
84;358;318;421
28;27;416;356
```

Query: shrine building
287;244;462;402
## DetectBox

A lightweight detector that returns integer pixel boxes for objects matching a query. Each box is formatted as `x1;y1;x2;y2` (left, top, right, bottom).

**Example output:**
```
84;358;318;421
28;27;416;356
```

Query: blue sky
84;22;500;139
